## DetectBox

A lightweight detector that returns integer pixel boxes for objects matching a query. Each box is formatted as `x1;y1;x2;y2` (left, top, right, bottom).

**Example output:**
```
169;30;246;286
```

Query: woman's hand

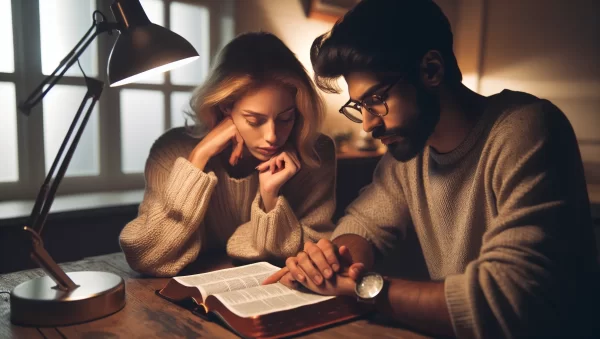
188;117;244;170
256;148;301;211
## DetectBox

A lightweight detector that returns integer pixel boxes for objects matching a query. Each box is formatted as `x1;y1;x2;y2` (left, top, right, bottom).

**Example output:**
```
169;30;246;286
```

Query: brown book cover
157;262;369;338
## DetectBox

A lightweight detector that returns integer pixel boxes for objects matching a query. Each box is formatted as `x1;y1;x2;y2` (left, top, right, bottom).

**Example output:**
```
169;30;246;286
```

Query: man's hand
263;239;366;296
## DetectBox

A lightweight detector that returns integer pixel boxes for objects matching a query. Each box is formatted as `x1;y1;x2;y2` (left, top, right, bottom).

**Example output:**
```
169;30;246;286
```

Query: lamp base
10;271;126;327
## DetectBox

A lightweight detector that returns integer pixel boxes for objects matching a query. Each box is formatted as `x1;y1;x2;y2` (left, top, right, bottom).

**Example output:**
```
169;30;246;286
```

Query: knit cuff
251;192;302;256
331;217;373;244
163;157;218;218
445;273;477;339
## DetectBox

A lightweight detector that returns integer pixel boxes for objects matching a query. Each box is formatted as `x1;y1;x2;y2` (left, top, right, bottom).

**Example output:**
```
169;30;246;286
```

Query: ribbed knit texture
332;90;599;338
120;128;337;277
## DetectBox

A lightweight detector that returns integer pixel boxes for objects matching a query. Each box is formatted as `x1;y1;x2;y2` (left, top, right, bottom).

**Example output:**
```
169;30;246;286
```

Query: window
0;0;234;201
0;0;17;184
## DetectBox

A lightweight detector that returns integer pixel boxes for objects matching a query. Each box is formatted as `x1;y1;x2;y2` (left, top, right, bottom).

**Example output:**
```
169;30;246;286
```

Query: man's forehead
344;72;381;100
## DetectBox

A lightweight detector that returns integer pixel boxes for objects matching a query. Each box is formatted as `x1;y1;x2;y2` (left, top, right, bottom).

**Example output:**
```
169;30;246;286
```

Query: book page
173;262;280;300
212;282;334;318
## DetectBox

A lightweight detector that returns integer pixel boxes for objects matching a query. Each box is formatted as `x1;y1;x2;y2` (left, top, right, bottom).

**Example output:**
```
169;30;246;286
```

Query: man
264;0;599;337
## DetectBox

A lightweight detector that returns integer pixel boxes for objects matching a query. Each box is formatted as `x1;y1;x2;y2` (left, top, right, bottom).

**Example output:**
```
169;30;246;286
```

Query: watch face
355;273;384;299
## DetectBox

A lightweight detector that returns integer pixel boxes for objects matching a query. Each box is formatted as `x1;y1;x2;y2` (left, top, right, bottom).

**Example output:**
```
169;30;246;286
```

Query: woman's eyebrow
242;105;296;116
276;106;296;116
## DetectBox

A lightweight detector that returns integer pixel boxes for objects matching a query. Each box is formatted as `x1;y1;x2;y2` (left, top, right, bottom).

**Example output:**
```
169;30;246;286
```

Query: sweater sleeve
119;131;218;277
444;101;597;338
331;152;412;253
226;135;337;260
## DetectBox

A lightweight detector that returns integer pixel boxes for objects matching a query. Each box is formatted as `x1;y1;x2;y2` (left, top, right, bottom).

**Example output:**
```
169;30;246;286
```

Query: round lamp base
10;271;126;327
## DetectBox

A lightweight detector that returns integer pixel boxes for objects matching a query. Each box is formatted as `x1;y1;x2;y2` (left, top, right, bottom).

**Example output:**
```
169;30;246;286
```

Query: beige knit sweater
332;90;599;338
120;128;337;277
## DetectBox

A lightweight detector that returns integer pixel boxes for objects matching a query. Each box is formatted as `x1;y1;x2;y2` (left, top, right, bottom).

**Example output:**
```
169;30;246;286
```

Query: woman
119;32;337;277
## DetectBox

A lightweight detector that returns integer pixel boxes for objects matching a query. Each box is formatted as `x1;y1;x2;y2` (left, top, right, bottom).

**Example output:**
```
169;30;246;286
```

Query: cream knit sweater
332;90;599;338
120;129;336;277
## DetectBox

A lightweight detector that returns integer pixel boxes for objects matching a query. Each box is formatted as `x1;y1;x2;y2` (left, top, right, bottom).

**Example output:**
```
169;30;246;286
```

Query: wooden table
1;252;429;339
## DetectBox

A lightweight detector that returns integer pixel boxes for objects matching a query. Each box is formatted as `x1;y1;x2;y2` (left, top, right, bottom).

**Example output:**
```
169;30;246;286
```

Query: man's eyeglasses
339;79;400;123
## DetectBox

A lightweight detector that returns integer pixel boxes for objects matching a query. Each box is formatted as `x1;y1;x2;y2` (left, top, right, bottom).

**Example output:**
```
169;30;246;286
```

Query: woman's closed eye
245;118;264;127
277;112;295;123
243;109;295;127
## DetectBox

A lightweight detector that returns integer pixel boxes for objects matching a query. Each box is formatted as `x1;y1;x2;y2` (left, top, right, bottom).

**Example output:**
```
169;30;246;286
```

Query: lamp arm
30;77;104;235
24;78;103;291
23;226;79;291
24;12;118;232
18;10;117;291
18;11;119;115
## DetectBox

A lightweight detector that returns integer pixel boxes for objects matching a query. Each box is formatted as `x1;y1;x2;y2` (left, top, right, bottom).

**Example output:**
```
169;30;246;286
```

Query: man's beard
371;86;440;162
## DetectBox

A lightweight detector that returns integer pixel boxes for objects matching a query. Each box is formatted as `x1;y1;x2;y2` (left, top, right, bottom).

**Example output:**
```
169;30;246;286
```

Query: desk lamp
10;0;198;326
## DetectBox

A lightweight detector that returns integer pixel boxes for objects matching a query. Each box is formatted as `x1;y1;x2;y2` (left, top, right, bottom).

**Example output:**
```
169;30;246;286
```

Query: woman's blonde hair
189;32;324;167
187;32;325;168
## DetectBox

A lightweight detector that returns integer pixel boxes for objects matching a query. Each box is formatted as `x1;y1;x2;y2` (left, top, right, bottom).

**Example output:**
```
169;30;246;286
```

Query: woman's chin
249;150;271;162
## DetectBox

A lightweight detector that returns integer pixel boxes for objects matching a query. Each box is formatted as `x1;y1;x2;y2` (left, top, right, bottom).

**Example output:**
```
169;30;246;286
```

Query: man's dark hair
310;0;462;93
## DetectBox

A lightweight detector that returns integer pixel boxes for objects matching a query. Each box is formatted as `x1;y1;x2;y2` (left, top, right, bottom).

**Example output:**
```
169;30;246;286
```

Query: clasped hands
263;239;366;296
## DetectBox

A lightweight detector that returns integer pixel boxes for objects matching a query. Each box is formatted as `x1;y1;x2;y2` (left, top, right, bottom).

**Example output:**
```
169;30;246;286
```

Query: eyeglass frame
338;79;401;123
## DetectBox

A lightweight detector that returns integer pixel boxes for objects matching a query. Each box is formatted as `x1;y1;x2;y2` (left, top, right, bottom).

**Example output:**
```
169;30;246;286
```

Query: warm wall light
307;0;359;22
461;73;480;93
11;0;198;327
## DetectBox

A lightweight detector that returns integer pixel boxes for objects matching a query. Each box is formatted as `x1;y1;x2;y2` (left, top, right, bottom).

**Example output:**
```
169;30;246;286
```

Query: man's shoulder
481;90;579;175
487;90;573;144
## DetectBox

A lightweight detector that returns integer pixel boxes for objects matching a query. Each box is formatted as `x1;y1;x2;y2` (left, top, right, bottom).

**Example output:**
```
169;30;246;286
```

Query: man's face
344;72;440;162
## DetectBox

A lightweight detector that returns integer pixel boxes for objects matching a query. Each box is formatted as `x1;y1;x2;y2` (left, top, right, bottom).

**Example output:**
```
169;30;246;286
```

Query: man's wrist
343;281;357;297
332;234;375;270
354;272;387;304
374;276;390;309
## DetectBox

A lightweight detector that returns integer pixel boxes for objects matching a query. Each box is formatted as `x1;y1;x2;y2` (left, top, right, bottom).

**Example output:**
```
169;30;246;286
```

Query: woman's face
228;83;297;161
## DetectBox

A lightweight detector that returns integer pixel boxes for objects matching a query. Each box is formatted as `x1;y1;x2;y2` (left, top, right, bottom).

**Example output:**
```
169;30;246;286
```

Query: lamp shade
107;0;199;87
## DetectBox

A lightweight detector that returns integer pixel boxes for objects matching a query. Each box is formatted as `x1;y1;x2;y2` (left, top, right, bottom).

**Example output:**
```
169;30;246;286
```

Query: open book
157;262;368;339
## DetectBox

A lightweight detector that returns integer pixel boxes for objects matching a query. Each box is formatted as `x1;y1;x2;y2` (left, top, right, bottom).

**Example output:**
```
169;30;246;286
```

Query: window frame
0;0;233;201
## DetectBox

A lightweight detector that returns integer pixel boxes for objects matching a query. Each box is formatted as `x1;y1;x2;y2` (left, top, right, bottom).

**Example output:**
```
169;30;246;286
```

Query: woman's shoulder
312;133;336;164
282;133;336;204
148;127;200;163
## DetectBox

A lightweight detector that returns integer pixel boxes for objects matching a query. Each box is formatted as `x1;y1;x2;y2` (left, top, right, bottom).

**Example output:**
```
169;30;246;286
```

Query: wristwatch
354;272;386;304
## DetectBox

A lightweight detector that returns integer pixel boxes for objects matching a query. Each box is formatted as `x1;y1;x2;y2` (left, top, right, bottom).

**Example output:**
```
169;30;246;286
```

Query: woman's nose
264;121;277;144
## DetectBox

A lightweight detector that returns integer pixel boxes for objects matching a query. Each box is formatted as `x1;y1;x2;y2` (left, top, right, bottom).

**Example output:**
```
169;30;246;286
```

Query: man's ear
419;50;445;88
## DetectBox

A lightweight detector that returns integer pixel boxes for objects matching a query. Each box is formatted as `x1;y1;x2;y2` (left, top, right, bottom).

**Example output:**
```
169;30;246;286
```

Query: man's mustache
371;125;412;139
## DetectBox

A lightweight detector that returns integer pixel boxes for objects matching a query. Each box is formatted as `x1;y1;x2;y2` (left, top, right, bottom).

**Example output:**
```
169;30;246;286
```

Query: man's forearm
377;279;454;337
331;234;454;336
332;234;375;269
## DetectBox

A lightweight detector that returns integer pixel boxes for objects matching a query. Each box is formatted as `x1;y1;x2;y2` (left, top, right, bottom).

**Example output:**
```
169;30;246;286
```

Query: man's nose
362;110;383;133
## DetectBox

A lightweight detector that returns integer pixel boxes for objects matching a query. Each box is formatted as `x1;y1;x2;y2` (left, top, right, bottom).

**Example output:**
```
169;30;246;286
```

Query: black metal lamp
10;0;199;327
